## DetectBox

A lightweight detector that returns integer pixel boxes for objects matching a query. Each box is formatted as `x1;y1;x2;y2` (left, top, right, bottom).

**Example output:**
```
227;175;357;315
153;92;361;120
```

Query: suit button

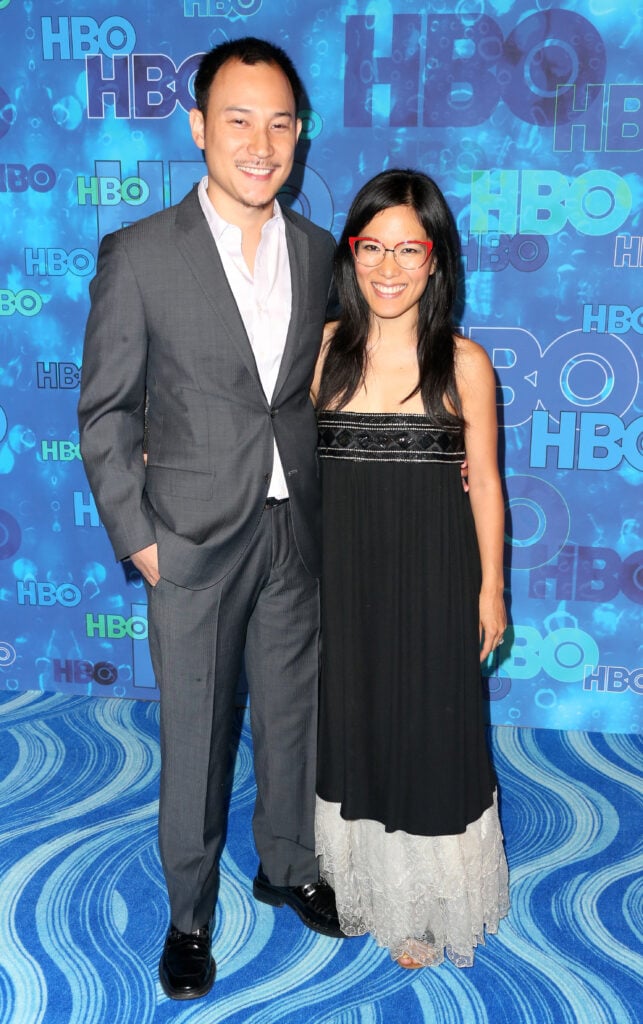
263;473;270;482
270;407;278;418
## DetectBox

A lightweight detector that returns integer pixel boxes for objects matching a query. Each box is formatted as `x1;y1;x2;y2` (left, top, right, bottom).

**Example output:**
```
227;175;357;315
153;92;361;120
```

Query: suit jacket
78;185;335;588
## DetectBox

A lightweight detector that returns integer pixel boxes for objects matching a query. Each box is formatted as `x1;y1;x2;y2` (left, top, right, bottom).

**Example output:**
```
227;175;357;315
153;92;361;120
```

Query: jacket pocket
145;465;214;501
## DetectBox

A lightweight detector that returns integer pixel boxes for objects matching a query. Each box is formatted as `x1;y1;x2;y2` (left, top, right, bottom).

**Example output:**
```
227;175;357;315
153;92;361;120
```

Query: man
78;37;340;1002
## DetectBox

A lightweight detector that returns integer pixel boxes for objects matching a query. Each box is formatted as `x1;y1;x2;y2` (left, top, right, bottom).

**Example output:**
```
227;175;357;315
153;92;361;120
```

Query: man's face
189;58;301;223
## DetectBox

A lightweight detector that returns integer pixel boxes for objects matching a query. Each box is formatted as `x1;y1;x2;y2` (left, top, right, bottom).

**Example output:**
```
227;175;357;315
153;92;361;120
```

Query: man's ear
189;108;205;151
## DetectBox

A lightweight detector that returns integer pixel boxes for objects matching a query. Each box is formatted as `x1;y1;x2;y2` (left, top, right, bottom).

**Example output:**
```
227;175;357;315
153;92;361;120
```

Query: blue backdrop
0;0;641;733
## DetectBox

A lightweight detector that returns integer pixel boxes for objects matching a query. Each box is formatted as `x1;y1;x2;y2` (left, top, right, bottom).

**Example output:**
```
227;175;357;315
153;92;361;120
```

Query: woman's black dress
315;411;509;966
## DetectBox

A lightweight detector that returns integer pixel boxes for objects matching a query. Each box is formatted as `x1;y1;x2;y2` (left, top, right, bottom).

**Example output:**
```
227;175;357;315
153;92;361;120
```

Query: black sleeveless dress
315;411;509;966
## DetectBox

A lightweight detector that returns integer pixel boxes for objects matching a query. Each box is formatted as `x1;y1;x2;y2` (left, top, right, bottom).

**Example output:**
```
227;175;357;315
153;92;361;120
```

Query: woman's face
351;204;435;323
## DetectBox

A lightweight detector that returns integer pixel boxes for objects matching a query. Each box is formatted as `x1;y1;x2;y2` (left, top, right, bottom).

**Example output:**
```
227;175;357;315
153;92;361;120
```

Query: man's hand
130;543;160;587
461;458;469;492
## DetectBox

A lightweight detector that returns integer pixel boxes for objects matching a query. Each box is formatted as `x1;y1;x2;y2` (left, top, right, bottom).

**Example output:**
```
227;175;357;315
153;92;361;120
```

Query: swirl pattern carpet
0;691;640;1023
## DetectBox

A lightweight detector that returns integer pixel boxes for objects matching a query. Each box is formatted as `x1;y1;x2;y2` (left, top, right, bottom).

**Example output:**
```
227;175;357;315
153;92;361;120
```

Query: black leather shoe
159;923;216;1000
253;867;344;938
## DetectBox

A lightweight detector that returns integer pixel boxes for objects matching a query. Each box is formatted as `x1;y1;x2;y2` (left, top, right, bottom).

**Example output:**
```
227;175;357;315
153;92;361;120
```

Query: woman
312;170;509;969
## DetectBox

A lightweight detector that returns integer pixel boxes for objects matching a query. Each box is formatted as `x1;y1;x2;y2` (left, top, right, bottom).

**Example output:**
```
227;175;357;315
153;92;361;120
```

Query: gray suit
78;185;335;932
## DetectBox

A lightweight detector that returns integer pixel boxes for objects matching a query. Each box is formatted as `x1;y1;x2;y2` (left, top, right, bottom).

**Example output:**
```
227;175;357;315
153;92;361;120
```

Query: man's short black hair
193;36;303;116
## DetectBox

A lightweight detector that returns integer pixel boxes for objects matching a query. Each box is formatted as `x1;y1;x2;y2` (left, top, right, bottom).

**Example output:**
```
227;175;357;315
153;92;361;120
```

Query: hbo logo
0;290;43;317
41;16;136;60
53;659;118;686
77;176;149;207
583;665;643;693
25;248;94;277
17;582;81;606
0;163;56;193
85;614;148;640
503;625;599;684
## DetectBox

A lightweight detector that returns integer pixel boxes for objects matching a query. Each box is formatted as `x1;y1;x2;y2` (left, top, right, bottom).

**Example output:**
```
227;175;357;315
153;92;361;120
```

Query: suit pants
145;501;320;934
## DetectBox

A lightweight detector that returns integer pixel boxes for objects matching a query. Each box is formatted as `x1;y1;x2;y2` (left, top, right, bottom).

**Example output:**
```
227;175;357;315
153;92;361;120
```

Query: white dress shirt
197;176;291;499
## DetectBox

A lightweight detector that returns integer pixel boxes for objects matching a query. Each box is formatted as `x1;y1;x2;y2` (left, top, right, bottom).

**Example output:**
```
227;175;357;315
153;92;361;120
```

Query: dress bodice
317;410;465;464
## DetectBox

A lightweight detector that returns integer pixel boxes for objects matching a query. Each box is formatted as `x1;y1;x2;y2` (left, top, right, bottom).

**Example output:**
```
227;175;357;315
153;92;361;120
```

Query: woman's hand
479;588;507;662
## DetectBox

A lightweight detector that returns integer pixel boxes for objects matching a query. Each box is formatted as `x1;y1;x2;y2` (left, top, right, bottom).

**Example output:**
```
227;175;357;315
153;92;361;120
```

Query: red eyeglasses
349;236;433;269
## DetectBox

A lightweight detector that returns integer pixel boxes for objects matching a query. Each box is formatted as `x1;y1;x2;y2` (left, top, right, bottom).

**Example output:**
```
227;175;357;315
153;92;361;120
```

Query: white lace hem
315;790;510;968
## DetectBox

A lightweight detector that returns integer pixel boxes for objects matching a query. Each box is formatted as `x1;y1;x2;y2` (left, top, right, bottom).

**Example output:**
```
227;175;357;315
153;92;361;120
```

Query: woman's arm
456;336;507;662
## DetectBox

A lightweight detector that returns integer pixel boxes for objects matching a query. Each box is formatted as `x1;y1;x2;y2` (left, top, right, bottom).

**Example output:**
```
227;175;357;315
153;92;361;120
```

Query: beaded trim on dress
317;410;465;464
316;790;509;968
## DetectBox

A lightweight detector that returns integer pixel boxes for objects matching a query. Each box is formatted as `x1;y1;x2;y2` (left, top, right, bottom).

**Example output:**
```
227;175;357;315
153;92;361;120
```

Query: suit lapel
173;188;309;399
273;211;308;399
174;188;262;387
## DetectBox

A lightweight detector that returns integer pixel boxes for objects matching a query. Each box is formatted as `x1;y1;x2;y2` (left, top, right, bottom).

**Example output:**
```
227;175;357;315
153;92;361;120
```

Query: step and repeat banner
0;0;641;733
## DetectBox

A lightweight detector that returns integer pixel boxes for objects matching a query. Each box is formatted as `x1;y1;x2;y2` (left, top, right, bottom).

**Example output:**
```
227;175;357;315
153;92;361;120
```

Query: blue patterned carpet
0;691;640;1024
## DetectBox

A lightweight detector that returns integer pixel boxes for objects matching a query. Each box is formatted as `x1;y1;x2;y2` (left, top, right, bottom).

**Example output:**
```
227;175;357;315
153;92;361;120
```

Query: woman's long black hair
316;169;463;426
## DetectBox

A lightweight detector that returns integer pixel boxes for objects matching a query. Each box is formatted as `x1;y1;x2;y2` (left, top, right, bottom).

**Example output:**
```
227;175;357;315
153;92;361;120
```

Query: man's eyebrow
223;106;294;118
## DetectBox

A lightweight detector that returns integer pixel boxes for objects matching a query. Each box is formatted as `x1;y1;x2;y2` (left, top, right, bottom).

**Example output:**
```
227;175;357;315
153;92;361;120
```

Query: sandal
396;951;424;969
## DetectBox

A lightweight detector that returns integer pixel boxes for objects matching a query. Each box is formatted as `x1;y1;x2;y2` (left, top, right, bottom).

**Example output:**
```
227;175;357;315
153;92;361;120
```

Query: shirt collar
197;176;285;242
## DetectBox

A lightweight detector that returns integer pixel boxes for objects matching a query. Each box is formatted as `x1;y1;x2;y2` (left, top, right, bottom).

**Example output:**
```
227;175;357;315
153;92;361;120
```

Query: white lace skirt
315;790;510;967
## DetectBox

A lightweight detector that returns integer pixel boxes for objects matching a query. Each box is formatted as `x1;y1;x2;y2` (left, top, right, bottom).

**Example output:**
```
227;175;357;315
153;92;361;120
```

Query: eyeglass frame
349;236;434;269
